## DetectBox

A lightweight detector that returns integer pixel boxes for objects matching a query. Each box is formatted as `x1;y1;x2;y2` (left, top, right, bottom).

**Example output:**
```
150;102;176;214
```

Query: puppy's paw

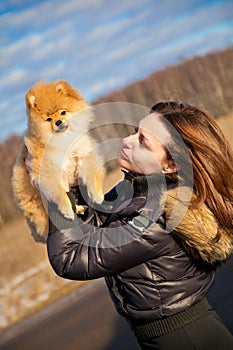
75;205;85;215
58;203;75;220
63;207;75;220
91;191;104;204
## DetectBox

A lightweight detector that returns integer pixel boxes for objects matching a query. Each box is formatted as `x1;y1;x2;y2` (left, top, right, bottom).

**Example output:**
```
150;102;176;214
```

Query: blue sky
0;0;232;141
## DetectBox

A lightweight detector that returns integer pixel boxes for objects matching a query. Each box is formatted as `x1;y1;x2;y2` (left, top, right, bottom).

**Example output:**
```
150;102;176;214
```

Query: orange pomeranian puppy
12;80;105;243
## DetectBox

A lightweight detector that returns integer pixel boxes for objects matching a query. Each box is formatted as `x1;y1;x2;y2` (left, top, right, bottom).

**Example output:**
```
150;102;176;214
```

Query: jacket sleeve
46;192;171;281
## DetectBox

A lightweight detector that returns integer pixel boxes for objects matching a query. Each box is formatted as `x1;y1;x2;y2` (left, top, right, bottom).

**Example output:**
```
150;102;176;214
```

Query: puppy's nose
55;120;63;126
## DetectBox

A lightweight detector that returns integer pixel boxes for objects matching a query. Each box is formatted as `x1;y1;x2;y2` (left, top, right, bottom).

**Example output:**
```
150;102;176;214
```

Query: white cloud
0;33;43;69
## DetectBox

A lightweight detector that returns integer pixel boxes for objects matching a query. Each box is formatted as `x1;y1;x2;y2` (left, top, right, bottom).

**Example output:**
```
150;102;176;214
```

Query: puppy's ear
25;90;37;109
55;80;83;101
55;80;68;93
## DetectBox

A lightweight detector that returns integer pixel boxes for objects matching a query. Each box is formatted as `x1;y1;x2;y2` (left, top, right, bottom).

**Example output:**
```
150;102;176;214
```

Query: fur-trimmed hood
163;186;233;267
123;171;233;267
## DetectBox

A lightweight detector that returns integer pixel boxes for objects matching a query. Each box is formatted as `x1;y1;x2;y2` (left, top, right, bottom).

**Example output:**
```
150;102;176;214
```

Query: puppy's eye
60;110;66;115
46;117;52;122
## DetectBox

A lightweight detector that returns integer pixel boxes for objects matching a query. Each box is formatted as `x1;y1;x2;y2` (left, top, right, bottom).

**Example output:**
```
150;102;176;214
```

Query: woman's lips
120;148;128;159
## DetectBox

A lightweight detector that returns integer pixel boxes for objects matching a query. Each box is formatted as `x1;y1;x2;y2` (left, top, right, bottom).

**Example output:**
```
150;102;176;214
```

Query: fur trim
163;187;233;267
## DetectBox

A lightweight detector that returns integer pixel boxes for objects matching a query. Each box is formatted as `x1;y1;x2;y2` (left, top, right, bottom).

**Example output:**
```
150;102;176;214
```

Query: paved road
1;257;233;350
0;279;140;350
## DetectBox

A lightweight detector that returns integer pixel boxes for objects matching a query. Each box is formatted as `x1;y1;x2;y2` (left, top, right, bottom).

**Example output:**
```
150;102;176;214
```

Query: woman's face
119;113;177;175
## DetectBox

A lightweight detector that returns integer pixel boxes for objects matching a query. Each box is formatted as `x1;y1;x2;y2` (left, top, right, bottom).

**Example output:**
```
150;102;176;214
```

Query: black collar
122;170;178;197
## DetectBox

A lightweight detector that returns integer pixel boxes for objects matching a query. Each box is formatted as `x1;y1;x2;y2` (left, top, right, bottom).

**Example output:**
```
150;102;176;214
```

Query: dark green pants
135;310;233;350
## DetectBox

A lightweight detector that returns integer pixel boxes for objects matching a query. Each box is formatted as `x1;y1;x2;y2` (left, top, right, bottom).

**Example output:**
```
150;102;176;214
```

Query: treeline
1;46;233;226
0;135;21;224
94;46;233;117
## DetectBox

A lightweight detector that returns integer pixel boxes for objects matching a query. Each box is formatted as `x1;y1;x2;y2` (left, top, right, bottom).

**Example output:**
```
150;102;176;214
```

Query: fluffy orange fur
12;80;105;243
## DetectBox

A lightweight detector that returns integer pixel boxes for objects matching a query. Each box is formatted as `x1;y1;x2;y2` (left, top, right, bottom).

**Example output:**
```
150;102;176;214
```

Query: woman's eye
46;117;52;122
133;127;139;134
139;134;146;147
60;110;66;115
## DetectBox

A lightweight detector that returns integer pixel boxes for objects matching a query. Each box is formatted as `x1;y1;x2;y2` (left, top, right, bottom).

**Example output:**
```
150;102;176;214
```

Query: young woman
47;102;233;349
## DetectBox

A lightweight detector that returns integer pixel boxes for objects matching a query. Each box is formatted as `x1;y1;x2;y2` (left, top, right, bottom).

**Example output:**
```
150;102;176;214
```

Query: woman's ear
161;160;179;174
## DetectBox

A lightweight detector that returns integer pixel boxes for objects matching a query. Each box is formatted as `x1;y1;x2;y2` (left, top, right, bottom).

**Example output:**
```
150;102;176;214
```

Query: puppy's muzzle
54;120;69;133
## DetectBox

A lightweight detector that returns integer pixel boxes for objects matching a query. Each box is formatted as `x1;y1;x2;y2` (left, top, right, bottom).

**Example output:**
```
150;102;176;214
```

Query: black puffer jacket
47;172;215;324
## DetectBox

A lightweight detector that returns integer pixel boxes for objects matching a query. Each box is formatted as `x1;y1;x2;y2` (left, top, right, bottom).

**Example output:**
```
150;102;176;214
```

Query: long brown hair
151;101;233;240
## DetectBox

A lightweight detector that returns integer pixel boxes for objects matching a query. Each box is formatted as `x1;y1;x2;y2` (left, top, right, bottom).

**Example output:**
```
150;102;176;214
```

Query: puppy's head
25;80;88;142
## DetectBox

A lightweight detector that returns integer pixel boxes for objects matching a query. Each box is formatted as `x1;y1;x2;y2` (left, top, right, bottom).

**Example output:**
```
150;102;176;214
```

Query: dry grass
0;113;232;330
217;112;233;147
0;218;46;282
0;218;82;328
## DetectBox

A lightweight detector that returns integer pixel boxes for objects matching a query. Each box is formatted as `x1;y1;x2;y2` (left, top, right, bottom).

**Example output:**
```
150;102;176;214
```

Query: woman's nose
122;133;138;147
